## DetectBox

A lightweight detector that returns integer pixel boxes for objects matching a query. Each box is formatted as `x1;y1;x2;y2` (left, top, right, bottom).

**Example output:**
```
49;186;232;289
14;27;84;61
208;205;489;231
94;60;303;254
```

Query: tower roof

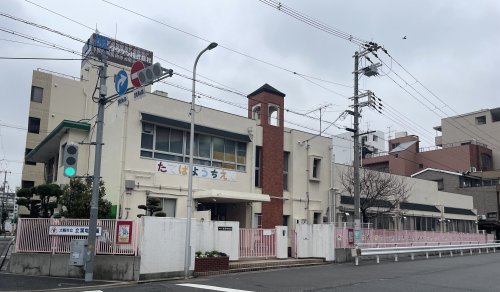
248;83;286;98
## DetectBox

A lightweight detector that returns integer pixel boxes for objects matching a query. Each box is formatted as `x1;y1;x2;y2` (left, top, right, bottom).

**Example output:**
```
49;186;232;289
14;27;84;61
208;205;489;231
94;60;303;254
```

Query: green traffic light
64;167;76;177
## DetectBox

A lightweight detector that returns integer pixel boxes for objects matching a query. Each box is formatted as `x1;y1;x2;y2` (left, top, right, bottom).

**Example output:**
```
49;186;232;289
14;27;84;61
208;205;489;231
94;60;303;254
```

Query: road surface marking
177;284;254;292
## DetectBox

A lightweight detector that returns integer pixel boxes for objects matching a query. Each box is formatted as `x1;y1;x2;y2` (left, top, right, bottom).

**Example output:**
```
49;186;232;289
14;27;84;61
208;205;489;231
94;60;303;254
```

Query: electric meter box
69;239;87;266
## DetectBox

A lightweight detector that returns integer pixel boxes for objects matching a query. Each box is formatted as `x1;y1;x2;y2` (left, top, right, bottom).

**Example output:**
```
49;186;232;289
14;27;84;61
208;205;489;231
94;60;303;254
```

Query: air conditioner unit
469;167;477;173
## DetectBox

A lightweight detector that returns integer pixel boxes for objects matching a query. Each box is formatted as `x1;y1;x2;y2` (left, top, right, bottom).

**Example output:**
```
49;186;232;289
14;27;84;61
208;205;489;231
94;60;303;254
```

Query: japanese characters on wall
156;161;237;182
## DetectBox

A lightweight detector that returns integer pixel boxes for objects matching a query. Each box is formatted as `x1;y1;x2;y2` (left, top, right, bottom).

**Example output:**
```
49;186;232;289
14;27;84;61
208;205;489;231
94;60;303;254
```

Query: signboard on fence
116;221;133;244
49;226;102;236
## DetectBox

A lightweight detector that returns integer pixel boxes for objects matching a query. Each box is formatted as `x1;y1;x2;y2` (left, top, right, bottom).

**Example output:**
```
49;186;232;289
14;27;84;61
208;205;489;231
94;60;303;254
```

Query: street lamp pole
184;42;218;279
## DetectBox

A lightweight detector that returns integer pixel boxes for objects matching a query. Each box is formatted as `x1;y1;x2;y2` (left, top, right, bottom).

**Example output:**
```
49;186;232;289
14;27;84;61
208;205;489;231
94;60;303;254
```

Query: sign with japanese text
49;226;102;236
156;161;237;182
82;33;153;68
116;221;133;244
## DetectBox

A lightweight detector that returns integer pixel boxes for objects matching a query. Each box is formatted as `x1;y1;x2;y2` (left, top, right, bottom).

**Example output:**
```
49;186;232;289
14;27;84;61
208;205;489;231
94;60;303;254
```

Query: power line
97;0;352;88
0;57;83;60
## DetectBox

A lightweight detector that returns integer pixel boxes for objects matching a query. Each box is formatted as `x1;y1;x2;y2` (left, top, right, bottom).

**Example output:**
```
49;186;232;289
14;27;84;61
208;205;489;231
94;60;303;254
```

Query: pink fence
335;228;495;248
239;228;276;258
15;218;138;255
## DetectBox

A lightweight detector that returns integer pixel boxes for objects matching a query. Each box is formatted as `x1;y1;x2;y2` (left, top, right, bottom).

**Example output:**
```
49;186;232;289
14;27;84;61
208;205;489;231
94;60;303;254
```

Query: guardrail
352;242;500;265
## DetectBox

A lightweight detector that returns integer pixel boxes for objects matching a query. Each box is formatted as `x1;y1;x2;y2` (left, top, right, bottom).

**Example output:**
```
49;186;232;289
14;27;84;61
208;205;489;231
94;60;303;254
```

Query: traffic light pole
85;54;107;282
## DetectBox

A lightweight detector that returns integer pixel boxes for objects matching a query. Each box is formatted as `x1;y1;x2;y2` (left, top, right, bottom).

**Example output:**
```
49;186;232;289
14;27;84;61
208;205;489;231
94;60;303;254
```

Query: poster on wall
116;221;133;244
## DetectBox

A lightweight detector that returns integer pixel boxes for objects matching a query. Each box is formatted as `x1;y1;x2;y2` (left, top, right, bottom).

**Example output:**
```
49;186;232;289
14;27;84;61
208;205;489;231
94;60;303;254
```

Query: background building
333;130;385;165
434;108;500;170
362;132;493;176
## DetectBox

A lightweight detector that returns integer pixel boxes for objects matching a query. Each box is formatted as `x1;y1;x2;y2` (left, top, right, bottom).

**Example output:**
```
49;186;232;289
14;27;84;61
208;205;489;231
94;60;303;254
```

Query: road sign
114;69;128;96
131;61;145;88
133;87;146;100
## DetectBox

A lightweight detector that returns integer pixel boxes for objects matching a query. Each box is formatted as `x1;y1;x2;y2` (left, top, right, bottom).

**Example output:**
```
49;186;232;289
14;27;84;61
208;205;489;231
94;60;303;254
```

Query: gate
239;228;276;258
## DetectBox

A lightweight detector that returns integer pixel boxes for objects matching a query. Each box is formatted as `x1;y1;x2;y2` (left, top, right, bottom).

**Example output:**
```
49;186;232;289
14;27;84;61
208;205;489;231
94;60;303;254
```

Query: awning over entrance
194;189;270;203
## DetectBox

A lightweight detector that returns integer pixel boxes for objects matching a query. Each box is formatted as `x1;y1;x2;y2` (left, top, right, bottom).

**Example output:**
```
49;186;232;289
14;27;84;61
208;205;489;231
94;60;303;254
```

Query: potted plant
194;250;229;273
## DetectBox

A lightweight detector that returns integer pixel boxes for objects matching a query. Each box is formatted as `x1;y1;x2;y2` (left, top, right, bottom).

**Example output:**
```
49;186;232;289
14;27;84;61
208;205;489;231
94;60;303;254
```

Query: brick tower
248;84;285;228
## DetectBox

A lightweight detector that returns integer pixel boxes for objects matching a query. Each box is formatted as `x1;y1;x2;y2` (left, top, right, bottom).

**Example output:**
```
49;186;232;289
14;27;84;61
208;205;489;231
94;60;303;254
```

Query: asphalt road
2;252;500;291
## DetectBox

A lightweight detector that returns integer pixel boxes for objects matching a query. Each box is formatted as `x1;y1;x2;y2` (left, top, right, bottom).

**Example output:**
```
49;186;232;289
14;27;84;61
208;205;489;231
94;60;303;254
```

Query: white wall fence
138;218;288;277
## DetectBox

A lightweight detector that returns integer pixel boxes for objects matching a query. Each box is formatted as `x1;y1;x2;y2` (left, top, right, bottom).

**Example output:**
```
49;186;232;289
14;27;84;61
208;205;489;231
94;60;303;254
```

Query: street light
184;42;218;279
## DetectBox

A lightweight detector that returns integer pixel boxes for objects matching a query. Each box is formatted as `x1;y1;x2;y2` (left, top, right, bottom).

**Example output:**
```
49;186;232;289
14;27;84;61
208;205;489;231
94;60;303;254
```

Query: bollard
376;255;380;264
439;251;442;258
470;249;473;255
486;248;489;254
395;254;398;262
479;248;482;254
426;252;429;259
460;250;463;256
411;253;414;260
355;257;359;266
450;250;453;257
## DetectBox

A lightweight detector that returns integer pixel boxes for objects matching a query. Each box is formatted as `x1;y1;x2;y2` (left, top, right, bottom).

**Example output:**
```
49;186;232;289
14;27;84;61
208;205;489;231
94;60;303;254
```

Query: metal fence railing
15;218;138;255
335;227;495;248
239;228;276;258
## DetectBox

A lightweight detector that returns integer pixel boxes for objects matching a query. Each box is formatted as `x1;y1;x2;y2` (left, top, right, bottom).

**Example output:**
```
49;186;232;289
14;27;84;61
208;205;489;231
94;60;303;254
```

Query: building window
25;148;36;165
30;86;43;103
283;152;289;191
312;158;321;179
28;117;41;134
391;143;400;150
372;135;378;142
475;115;486;125
313;212;322;224
159;198;176;217
140;122;246;171
268;104;279;126
480;154;492;170
418;163;423;169
21;180;35;189
255;213;262;228
255;146;262;187
361;136;367;144
252;105;261;122
434;179;444;190
283;215;289;227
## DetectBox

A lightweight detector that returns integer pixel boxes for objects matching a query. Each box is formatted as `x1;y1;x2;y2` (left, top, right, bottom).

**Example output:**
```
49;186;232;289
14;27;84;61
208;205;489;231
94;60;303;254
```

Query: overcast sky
1;0;499;190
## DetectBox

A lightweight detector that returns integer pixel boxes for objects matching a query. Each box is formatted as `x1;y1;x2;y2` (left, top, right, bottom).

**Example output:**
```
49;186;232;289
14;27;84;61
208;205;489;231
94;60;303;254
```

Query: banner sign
49;226;102;236
156;161;237;182
82;33;153;67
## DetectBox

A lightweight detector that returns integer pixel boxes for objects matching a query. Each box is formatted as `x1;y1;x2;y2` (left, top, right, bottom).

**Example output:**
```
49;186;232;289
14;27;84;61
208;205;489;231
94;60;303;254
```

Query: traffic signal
137;63;163;86
63;143;78;178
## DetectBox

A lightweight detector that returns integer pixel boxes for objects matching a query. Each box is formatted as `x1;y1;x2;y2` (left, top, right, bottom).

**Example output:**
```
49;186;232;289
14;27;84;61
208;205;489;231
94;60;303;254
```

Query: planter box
194;256;229;273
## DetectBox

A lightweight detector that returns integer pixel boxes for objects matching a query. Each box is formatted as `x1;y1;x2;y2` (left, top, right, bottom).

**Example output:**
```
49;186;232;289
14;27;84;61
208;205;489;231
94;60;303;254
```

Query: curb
0;237;14;271
194;260;329;277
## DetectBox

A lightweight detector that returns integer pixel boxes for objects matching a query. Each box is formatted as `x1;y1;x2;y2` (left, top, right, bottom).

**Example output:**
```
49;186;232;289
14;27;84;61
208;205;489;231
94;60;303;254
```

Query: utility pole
350;44;382;247
85;53;107;282
352;51;362;246
1;171;10;234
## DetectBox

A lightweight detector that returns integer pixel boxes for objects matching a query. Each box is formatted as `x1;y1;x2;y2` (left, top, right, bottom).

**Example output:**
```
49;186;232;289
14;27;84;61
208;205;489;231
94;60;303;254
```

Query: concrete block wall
9;253;140;281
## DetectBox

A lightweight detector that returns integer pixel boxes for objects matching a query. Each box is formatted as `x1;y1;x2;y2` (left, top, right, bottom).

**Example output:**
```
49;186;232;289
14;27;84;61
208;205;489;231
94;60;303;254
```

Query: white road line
83;290;103;292
177;283;255;292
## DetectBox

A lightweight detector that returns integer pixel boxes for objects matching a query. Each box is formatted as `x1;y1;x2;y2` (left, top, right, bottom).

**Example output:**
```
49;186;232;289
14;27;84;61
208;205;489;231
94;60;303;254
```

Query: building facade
332;130;385;165
22;34;478;232
362;132;493;176
434;108;500;170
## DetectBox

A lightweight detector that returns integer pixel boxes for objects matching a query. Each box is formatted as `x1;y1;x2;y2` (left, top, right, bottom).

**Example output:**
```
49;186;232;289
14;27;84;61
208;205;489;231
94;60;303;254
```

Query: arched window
252;105;261;122
268;104;279;126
